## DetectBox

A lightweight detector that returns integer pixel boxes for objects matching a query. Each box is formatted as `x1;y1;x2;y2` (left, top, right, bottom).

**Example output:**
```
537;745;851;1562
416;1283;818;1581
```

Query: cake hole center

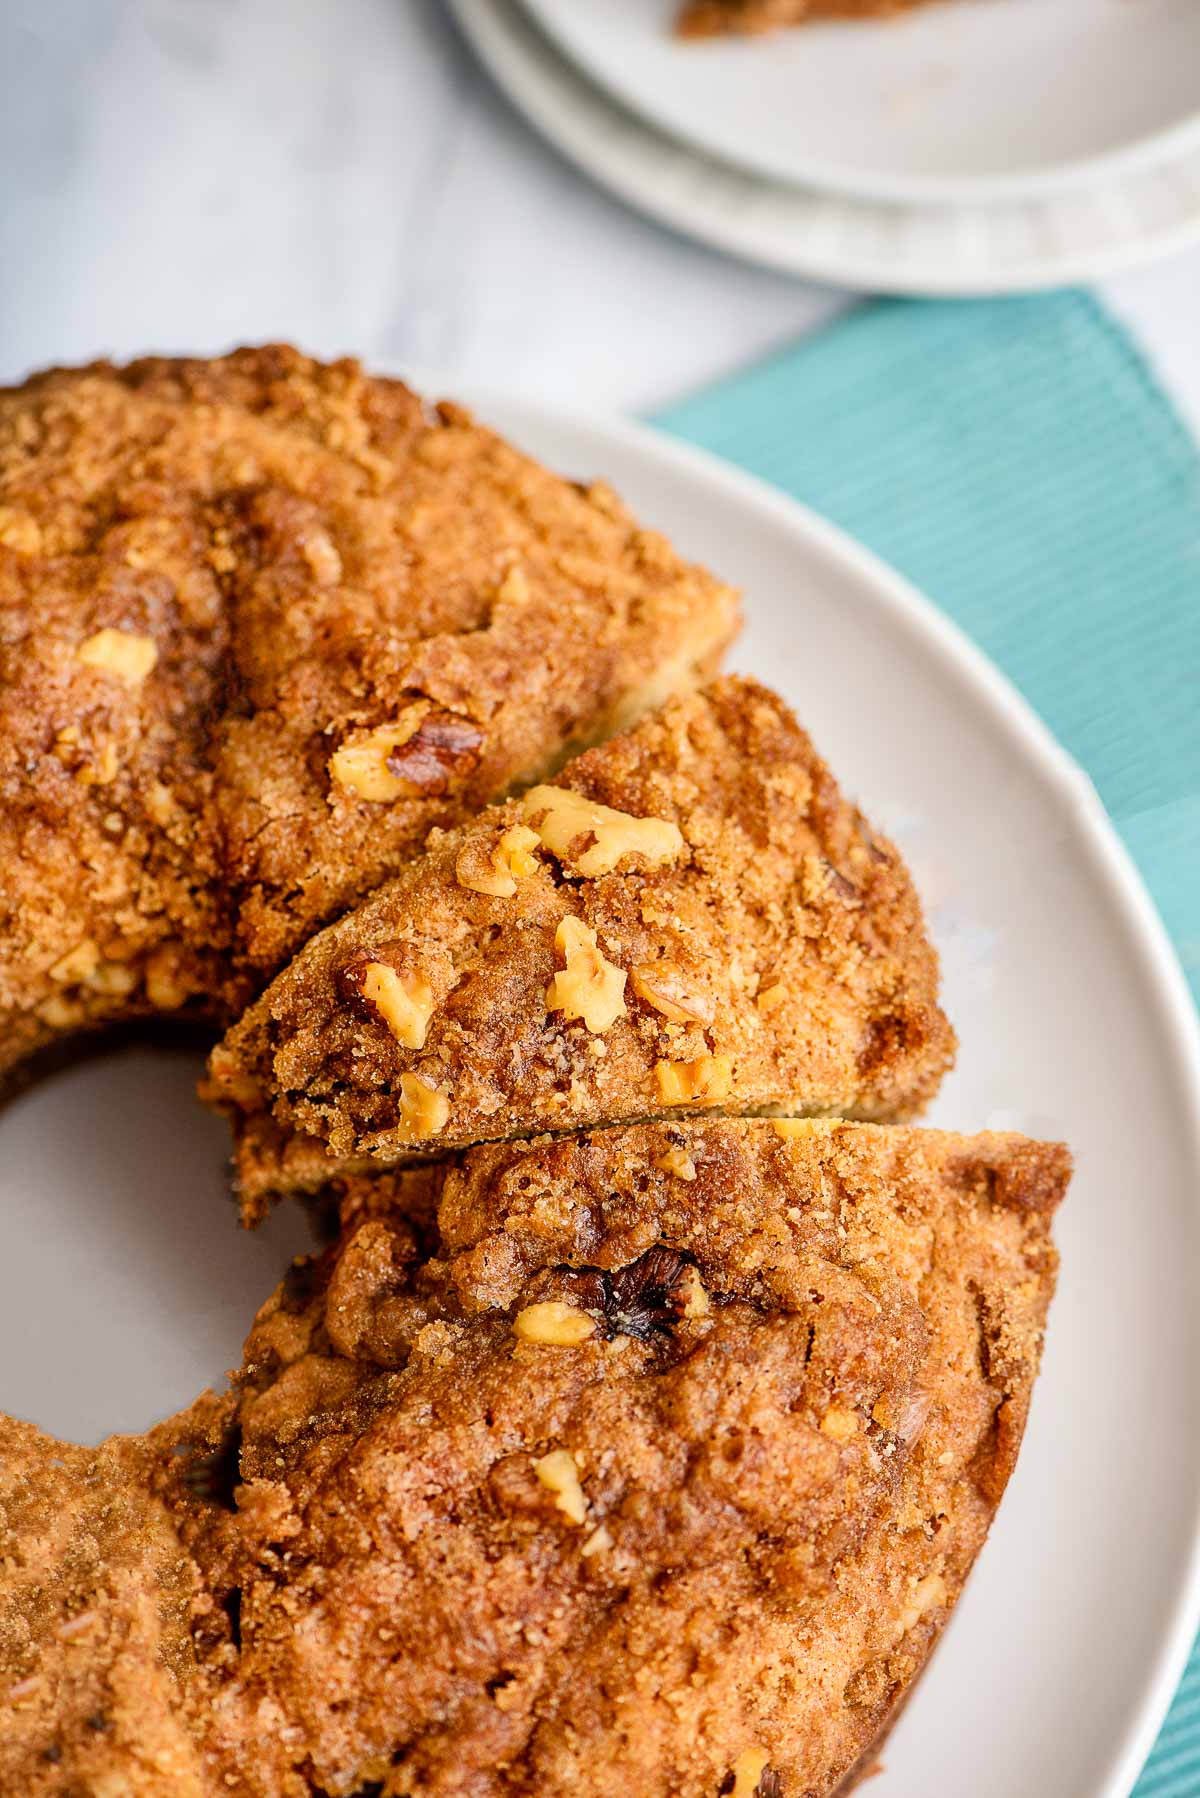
0;1038;313;1442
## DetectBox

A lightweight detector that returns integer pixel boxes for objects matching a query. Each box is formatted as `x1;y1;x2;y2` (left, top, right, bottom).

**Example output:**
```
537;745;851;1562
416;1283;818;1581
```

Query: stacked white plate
449;0;1200;293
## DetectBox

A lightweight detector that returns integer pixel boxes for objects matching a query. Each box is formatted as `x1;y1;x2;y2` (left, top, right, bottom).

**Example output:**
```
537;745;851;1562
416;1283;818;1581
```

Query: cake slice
0;347;737;1080
677;0;945;37
160;1117;1067;1797
205;678;956;1216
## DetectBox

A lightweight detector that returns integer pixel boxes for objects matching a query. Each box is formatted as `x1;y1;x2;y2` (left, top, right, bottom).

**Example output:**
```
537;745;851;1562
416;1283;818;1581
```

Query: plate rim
519;0;1200;209
425;371;1200;1797
450;0;1200;295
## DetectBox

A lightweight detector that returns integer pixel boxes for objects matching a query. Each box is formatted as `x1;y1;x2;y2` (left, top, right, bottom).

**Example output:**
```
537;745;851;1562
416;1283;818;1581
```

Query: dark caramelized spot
858;1009;923;1077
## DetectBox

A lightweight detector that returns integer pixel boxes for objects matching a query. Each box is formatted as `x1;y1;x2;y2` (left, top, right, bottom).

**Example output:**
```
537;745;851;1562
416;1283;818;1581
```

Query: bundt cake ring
0;349;1069;1798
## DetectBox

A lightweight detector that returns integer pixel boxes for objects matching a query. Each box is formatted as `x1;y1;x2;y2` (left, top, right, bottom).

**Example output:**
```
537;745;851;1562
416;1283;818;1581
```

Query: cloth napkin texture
655;291;1199;1797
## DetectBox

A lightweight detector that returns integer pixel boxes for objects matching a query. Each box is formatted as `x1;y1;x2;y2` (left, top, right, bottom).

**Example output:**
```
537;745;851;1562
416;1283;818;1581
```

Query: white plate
451;0;1200;294
3;391;1199;1797
522;0;1200;207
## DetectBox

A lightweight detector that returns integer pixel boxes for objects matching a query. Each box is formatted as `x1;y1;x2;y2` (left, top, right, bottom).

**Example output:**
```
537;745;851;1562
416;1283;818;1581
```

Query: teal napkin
655;292;1200;1797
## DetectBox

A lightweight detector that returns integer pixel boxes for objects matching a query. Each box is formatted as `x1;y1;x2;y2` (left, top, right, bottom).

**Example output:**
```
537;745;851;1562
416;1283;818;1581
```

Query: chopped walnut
897;1572;947;1637
496;564;530;605
675;1264;710;1319
532;1448;587;1525
76;627;158;687
654;1054;732;1107
771;1118;838;1141
0;505;42;555
37;994;84;1029
757;983;787;1016
385;709;484;794
513;1301;596;1347
545;916;627;1034
630;964;712;1025
144;953;192;1011
395;1071;450;1144
456;824;541;897
564;1247;695;1342
329;707;429;802
729;1748;771;1797
820;1407;859;1443
580;1523;613;1558
49;939;100;984
78;739;119;786
350;961;435;1050
331;706;483;803
654;1146;697;1182
520;784;684;877
86;959;138;997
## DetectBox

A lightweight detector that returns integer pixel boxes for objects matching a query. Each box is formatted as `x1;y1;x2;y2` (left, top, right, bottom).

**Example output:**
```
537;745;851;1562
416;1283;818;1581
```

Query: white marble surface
3;0;1199;429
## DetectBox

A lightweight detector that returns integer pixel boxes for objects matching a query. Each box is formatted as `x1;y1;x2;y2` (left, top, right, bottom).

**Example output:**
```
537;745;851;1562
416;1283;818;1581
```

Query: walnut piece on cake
0;346;738;1081
205;677;955;1219
2;1119;1065;1796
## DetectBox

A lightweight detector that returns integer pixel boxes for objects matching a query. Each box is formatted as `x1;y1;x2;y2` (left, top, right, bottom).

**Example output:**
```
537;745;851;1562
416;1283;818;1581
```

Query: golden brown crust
0;348;738;1079
677;0;942;36
0;1417;221;1797
208;678;955;1215
218;1120;1064;1793
0;1120;1066;1796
